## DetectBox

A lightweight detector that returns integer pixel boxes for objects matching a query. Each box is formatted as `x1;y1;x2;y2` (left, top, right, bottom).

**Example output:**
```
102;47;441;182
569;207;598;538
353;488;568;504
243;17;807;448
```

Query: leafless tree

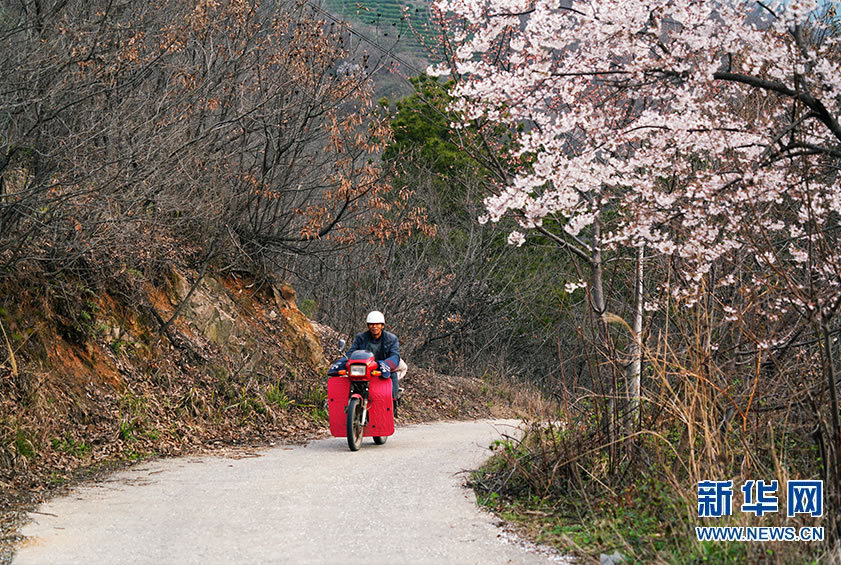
0;0;398;306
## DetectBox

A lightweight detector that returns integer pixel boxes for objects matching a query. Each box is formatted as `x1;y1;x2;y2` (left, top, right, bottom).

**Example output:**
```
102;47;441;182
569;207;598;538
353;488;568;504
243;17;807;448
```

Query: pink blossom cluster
432;0;841;317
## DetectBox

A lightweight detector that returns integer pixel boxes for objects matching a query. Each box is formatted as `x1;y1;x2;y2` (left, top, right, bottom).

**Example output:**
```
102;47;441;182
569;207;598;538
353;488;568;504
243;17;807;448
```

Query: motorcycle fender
327;377;394;438
364;377;394;437
327;377;351;437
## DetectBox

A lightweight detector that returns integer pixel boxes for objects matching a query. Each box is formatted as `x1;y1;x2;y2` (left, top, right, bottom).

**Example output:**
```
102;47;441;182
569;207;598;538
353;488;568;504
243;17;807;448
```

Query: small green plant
251;397;267;415
299;385;328;422
265;382;290;408
299;298;317;318
228;386;267;419
312;405;329;423
477;491;500;507
108;333;134;355
76;299;98;333
304;385;327;407
124;449;152;462
55;287;100;344
48;472;69;487
14;429;35;459
51;433;91;457
117;391;148;441
118;420;137;442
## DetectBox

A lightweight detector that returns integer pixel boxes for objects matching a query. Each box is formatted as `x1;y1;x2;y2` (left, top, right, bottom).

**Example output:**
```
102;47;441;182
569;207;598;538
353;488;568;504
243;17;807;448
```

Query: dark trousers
390;372;398;399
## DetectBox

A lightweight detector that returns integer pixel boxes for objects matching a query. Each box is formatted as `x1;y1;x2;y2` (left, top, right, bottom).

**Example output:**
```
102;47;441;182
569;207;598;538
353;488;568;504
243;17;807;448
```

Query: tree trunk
628;243;644;425
590;220;606;316
821;318;841;542
589;218;616;462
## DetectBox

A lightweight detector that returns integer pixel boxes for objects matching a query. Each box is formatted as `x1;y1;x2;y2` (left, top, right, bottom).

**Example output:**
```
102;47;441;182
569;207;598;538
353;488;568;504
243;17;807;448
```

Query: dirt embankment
0;270;545;561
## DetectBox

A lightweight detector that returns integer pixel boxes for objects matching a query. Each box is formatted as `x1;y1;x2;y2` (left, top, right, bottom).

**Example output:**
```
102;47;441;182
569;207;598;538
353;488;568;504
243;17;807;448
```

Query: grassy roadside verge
468;421;828;564
471;472;742;563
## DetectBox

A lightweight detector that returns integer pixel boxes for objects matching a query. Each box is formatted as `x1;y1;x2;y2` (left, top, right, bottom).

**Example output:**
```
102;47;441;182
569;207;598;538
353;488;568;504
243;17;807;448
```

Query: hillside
322;0;437;99
0;269;544;561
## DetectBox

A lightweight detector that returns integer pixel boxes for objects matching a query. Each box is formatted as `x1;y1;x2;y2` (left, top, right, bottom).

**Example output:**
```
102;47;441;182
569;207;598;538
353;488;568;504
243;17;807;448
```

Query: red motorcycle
327;350;395;451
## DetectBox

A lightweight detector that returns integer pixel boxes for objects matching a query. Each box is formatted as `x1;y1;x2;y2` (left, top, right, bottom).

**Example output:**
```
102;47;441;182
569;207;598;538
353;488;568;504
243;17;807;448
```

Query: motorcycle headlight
349;364;366;377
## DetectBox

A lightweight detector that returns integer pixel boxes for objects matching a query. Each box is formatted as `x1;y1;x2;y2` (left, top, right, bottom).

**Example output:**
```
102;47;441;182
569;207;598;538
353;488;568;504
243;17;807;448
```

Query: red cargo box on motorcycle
327;350;394;450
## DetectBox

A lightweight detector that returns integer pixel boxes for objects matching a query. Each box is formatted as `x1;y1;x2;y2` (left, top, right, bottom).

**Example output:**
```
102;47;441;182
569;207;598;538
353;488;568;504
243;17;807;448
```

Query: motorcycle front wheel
346;397;364;451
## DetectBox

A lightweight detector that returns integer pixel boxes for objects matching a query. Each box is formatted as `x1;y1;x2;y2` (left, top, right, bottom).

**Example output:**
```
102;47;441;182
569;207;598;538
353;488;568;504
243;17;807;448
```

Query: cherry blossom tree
431;0;841;540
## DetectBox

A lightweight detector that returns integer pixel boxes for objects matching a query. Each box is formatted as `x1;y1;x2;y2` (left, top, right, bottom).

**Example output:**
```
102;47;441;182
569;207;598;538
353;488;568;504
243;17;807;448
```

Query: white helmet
366;310;385;325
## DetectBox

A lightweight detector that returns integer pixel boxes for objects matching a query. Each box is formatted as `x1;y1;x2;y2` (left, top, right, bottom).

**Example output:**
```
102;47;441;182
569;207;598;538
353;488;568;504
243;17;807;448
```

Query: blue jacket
344;330;400;371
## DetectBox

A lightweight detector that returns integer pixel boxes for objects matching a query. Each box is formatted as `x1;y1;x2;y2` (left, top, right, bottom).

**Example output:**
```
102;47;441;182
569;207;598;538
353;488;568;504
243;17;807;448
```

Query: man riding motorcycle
329;311;407;415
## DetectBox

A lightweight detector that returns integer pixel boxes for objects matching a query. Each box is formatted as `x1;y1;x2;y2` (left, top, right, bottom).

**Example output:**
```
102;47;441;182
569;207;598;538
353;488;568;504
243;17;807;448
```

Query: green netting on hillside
324;0;436;56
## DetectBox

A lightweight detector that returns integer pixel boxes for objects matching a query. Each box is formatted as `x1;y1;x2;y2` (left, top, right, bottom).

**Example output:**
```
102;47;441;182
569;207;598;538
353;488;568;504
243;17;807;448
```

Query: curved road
15;420;567;564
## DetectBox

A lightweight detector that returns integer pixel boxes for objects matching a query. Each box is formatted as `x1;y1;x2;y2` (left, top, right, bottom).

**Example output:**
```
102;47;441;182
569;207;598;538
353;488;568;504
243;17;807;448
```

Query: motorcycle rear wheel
346;397;364;451
373;436;387;445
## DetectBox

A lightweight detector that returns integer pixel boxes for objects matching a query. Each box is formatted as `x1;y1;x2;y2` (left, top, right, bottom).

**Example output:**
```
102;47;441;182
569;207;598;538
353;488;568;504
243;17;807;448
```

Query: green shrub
14;429;35;459
265;382;290;408
51;434;91;457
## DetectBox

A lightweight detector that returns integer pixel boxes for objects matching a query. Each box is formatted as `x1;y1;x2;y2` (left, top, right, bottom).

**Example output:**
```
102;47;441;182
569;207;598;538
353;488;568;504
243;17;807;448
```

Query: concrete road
15;420;568;564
